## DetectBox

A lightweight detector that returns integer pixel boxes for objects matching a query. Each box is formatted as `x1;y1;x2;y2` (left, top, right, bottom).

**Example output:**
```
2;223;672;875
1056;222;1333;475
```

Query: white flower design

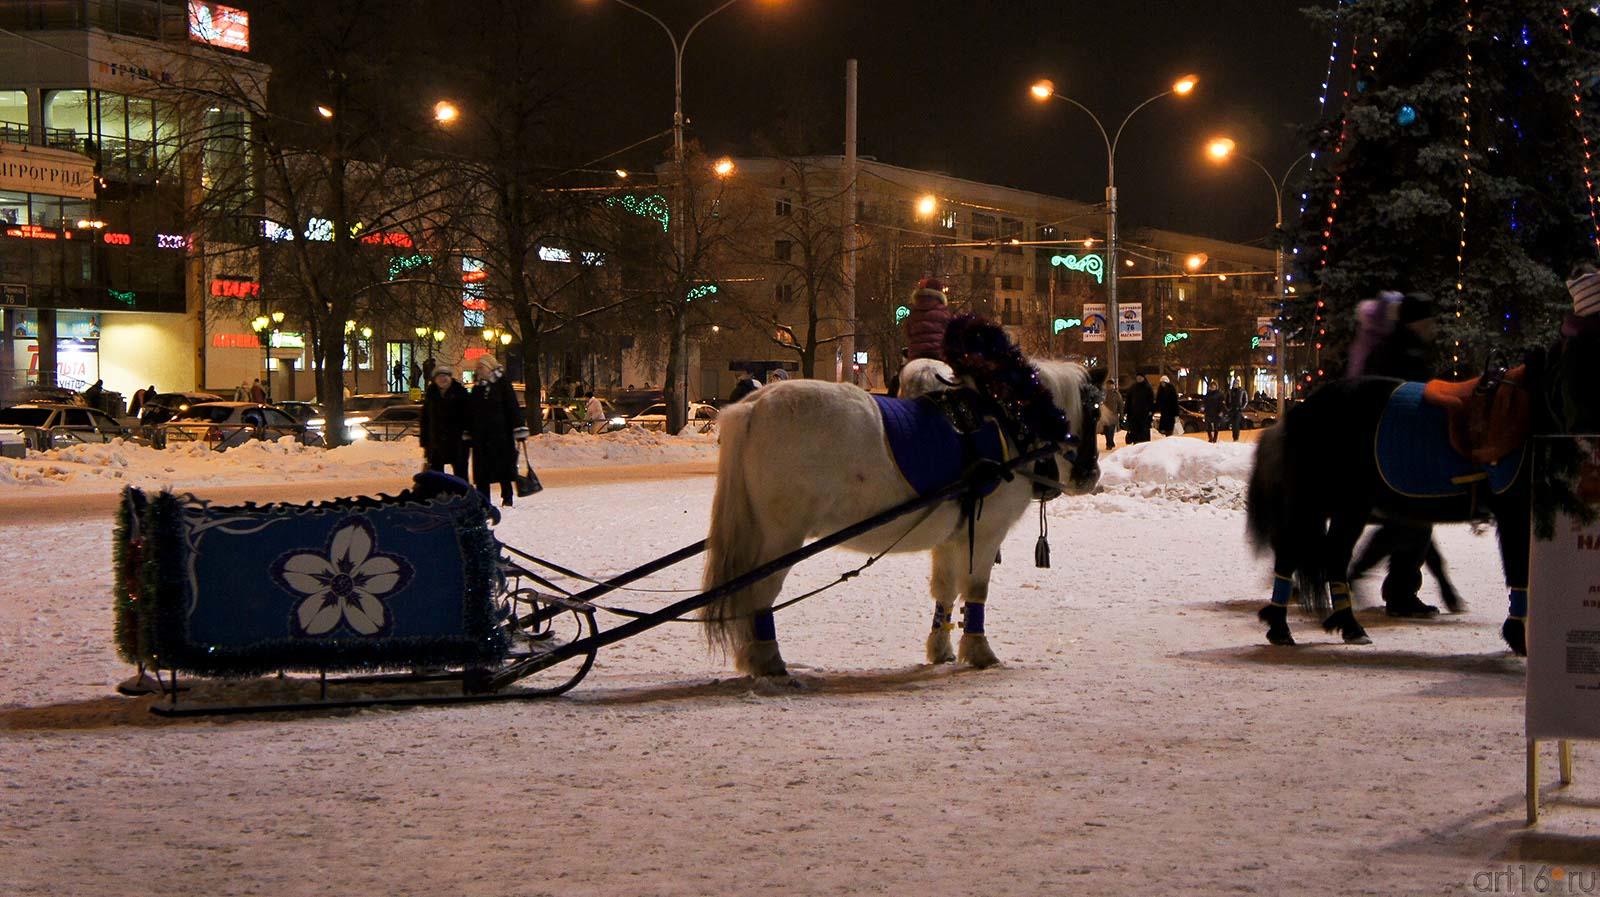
271;517;414;637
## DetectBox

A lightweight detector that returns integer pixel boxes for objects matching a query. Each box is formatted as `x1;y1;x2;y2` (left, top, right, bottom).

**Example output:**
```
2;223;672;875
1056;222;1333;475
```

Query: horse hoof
739;639;790;678
1384;600;1440;619
1441;590;1466;614
1502;618;1527;657
1258;605;1295;646
1322;607;1371;645
957;633;1001;668
925;630;956;664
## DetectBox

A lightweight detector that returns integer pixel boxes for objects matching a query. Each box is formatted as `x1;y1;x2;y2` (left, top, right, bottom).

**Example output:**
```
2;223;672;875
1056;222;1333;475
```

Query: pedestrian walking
1156;375;1179;436
728;369;761;403
1203;385;1224;444
585;390;606;433
467;354;524;507
1124;374;1155;444
1099;373;1123;449
420;362;468;478
1227;380;1248;442
249;378;267;404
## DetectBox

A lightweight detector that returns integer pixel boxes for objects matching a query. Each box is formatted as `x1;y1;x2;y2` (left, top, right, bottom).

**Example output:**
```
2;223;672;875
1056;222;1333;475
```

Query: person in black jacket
1155;375;1179;436
420;362;468;478
728;369;761;403
467;354;525;507
1123;374;1155;444
1203;384;1225;443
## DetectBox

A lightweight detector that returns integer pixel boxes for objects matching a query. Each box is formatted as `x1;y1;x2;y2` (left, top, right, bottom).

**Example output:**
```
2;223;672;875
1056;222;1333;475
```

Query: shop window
98;92;127;177
0;90;26;144
125;97;155;178
154;100;180;171
0;190;29;225
29;195;63;228
43;89;90;151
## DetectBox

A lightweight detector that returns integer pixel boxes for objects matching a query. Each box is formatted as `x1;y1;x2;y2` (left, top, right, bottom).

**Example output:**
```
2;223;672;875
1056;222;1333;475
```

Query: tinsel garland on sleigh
112;482;508;678
941;313;1071;451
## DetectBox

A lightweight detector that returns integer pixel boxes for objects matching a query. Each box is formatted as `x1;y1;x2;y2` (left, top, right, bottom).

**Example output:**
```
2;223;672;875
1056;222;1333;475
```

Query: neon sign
188;1;250;52
1050;253;1105;284
388;253;432;281
605;193;671;232
1052;317;1082;334
5;225;69;240
895;305;910;324
108;288;136;306
359;231;414;248
686;284;718;302
102;232;131;246
210;278;260;298
156;233;186;249
1163;331;1190;347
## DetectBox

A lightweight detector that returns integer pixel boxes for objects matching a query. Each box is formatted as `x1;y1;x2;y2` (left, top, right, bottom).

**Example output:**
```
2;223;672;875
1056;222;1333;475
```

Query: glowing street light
615;168;630;179
432;100;460;125
915;194;938;219
1029;79;1055;101
1185;253;1208;271
1206;137;1237;161
1172;74;1199;96
315;104;334;120
712;157;736;177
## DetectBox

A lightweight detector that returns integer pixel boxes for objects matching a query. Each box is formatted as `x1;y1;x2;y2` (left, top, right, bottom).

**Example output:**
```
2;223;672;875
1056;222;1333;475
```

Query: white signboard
1528;437;1600;740
1118;303;1143;342
1081;303;1107;343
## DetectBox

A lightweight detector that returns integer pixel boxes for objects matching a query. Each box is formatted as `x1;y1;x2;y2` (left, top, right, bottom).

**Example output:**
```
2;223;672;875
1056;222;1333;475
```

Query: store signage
210;277;260;298
1119;303;1144;342
107;288;136;306
1081;304;1107;342
0;146;96;199
4;225;71;241
156;233;187;249
212;332;262;349
1528;438;1600;740
102;231;131;246
359;231;413;248
188;1;251;52
0;283;25;307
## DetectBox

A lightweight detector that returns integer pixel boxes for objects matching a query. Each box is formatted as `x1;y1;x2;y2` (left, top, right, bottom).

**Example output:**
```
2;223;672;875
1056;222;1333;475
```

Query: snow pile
1095;436;1256;508
0;428;721;493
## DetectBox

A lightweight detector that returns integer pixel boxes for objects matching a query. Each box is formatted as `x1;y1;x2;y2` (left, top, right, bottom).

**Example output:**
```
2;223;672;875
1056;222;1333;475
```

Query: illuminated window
43;89;89;151
0;191;28;226
0;91;26;144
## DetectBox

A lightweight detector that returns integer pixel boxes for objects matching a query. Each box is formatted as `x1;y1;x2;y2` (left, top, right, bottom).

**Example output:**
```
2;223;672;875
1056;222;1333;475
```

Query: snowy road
1;467;1593;895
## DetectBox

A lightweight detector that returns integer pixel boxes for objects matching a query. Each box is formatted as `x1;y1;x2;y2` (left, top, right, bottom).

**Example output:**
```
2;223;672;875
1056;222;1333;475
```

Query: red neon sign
211;332;263;348
210;278;261;298
5;225;69;240
462;296;487;312
461;270;488;284
102;232;131;245
359;231;414;248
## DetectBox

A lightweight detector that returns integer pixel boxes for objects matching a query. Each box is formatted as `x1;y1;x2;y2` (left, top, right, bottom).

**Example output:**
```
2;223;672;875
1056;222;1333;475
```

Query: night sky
266;1;1335;245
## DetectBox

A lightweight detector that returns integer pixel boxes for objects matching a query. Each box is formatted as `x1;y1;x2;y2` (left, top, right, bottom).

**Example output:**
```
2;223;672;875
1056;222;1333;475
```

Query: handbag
514;439;543;497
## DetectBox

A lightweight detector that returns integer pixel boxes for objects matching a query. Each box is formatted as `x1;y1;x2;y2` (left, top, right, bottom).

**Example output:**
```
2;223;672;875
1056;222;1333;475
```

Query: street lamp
432;100;460;125
594;0;780;433
915;194;938;219
1029;73;1199;386
251;311;284;402
712;156;736;178
1205;135;1310;415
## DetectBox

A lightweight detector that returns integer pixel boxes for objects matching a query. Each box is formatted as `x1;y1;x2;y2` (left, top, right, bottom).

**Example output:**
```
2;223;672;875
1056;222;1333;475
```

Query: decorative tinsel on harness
941;313;1071;451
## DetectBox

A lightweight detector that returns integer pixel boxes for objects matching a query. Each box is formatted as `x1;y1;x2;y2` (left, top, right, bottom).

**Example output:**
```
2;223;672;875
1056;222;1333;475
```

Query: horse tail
1247;414;1329;612
700;400;765;661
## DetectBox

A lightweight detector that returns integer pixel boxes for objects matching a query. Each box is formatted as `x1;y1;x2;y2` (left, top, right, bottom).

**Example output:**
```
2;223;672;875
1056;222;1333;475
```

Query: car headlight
306;418;325;428
609;417;626;426
345;416;370;426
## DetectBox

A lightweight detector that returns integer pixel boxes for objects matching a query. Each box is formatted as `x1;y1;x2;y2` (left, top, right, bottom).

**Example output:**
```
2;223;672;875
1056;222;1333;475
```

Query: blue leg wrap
961;602;985;635
1508;588;1528;620
1329;582;1353;612
932;605;952;632
1271;575;1294;608
752;609;776;642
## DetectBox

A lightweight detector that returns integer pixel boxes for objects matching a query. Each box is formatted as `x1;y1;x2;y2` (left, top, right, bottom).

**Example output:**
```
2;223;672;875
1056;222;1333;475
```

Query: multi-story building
698;156;1280;400
0;0;272;405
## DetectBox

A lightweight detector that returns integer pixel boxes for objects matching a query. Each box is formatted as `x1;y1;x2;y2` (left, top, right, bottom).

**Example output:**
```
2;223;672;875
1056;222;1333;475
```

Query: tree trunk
665;305;687;434
518;308;544;435
319;317;348;447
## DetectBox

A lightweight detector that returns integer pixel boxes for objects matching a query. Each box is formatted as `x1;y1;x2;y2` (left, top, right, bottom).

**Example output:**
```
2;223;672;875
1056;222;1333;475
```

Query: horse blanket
872;393;1008;498
1375;382;1524;499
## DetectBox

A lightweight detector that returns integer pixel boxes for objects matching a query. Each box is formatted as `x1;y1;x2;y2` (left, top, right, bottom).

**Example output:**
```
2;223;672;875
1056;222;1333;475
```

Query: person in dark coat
419;362;468;478
467;354;525;507
1227;380;1249;441
1345;290;1453;618
1123;374;1155;444
82;379;105;411
249;378;267;404
904;277;952;361
1203;385;1225;443
728;370;761;403
1155;375;1179;436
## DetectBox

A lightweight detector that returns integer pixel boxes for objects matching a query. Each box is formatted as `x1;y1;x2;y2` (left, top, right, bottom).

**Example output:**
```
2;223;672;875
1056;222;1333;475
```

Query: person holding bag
467;354;528;507
420;362;468;478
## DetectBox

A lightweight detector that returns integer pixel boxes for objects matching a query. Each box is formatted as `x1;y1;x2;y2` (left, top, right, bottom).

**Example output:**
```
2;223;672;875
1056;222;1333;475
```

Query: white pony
700;357;1100;677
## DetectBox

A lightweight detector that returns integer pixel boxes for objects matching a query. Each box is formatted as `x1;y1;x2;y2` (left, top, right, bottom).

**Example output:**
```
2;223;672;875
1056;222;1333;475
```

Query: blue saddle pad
1375;382;1525;499
873;394;1008;498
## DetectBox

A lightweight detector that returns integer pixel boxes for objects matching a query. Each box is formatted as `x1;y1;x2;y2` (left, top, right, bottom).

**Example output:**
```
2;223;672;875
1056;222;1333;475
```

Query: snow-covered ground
0;426;719;494
0;438;1591;896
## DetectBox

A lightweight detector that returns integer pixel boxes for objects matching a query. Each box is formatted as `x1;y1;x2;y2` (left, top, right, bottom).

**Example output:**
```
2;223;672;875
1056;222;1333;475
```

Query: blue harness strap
752;609;777;642
1270;575;1295;608
1508;587;1528;620
961;602;985;635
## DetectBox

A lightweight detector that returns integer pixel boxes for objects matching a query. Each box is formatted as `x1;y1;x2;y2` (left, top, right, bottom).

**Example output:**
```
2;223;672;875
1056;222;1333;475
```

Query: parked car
306;393;412;436
620;402;719;433
357;404;422;442
155;402;320;450
139;391;225;427
1;384;85;409
0;403;129;451
273;401;324;424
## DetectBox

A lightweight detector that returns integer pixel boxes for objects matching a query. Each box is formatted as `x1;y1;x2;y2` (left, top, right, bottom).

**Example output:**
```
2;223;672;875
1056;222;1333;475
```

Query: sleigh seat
1421;365;1531;466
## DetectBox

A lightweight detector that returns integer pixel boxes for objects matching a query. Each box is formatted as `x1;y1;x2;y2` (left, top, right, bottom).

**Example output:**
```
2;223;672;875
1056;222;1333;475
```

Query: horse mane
1031;360;1088;441
942;314;1070;448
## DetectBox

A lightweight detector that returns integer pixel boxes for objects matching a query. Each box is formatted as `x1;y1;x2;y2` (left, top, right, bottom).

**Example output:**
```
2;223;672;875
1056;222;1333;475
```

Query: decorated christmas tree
1292;0;1600;381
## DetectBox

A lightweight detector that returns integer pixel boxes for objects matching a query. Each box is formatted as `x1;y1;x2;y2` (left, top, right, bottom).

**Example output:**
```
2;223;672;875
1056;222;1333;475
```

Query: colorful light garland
1563;6;1600;250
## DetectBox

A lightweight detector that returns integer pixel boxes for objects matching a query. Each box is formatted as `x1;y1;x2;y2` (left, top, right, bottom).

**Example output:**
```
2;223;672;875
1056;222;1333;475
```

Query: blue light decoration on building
1052;317;1082;334
387;253;433;281
686;283;718;302
1396;104;1418;126
108;288;136;306
1163;331;1189;347
1050;253;1105;284
605;193;671;232
895;305;911;324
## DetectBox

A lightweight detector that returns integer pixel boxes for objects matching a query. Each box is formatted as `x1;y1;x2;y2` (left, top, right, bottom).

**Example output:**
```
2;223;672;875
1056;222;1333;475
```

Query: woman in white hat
466;354;524;506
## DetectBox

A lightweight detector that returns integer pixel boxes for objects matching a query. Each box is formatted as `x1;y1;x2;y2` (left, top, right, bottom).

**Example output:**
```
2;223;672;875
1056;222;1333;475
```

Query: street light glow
316;104;334;119
1029;79;1055;101
1185;253;1208;271
712;157;736;177
432;100;460;125
615;168;629;179
271;311;285;324
1206;137;1237;161
915;194;937;218
1172;75;1198;96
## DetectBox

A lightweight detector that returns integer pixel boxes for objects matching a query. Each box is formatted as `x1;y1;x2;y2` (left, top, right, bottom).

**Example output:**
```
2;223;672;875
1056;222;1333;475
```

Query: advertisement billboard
1118;303;1143;342
1081;303;1107;342
189;2;250;52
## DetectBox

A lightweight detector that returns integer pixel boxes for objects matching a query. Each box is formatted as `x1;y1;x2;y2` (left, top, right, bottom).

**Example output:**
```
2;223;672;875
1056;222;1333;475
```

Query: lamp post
1030;75;1197;386
597;0;768;432
250;310;285;402
1205;137;1309;416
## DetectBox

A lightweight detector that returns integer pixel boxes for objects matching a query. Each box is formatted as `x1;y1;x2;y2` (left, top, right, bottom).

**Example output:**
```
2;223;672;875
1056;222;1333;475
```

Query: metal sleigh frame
146;445;1059;718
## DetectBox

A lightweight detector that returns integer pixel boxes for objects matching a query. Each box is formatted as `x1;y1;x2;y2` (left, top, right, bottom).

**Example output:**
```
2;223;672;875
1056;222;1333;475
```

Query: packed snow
1;434;1592;896
0;426;719;494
